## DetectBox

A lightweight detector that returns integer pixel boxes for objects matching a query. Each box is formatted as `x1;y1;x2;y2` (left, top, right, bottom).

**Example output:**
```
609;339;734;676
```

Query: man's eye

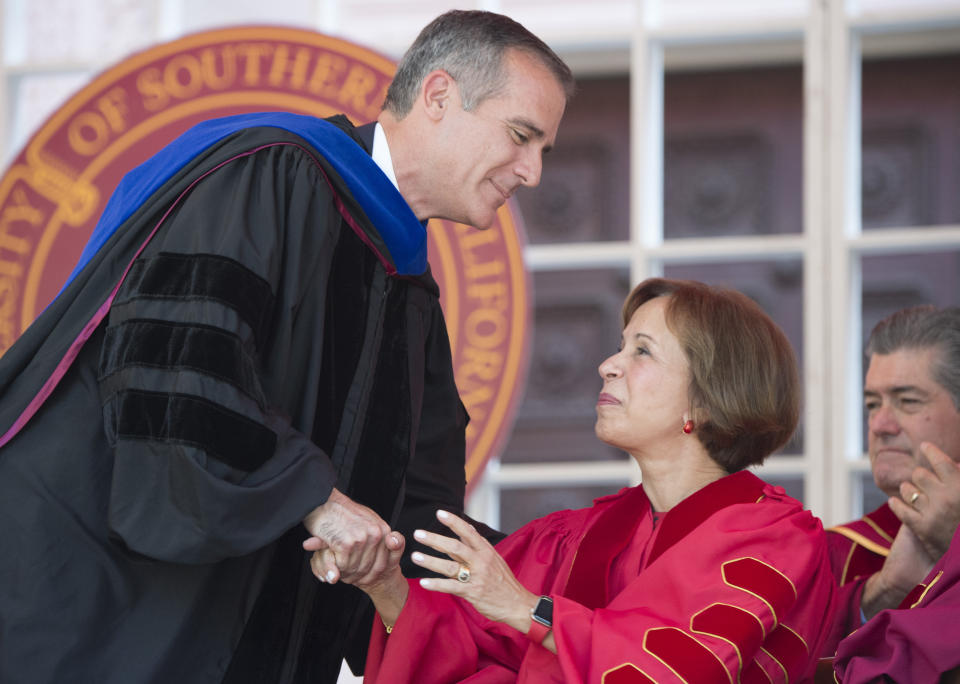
510;128;529;144
636;346;649;356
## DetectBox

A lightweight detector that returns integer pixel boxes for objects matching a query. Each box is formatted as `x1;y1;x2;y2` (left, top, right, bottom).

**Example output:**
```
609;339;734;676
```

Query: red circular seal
0;26;530;488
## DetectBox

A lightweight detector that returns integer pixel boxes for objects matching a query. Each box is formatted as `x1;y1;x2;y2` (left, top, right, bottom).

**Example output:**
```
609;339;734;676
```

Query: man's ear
420;69;455;121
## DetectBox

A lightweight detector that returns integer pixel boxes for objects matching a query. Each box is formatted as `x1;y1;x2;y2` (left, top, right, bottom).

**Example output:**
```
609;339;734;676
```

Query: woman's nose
598;355;621;379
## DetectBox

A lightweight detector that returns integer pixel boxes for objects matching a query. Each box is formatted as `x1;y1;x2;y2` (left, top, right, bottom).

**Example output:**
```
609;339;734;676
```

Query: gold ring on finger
456;564;471;583
909;491;920;505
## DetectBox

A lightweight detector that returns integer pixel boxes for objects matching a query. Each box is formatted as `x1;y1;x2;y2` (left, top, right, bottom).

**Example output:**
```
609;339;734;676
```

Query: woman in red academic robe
306;278;837;683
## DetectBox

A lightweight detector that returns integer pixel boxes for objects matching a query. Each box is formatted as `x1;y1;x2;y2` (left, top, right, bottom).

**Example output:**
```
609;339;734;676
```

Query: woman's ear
687;406;709;426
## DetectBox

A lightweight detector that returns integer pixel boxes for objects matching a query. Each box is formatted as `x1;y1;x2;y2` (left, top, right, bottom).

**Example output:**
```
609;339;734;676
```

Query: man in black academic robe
0;10;573;683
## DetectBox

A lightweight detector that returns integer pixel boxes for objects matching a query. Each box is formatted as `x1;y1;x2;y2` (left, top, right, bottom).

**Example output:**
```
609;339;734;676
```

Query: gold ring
909;491;920;505
456;565;471;583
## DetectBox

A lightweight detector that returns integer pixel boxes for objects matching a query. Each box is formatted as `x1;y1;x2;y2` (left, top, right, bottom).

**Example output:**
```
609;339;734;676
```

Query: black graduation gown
0;115;490;683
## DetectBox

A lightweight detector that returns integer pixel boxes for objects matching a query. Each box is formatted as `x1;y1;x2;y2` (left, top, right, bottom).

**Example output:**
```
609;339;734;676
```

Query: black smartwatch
528;595;553;644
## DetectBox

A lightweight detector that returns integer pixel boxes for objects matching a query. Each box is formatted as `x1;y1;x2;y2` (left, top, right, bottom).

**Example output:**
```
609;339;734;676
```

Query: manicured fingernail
414;529;427;540
326;570;336;582
411;552;424;562
437;510;450;519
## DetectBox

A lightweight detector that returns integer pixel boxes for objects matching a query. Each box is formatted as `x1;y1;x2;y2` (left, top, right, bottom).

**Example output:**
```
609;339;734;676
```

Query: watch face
533;596;553;626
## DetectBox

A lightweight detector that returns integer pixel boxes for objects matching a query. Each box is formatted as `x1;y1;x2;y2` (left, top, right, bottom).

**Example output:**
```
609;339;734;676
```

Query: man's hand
301;488;393;584
890;442;960;562
863;520;935;619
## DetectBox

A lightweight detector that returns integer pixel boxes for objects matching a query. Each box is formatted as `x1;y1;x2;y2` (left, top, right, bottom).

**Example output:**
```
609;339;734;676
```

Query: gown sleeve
820;531;868;656
98;140;342;563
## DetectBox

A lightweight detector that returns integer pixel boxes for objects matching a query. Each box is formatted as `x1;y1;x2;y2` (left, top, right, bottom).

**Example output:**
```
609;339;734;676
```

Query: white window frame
470;0;960;531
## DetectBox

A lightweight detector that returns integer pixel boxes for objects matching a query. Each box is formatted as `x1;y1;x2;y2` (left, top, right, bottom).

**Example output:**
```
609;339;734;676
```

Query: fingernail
411;552;424;562
420;579;433;588
414;529;427;540
326;570;336;582
437;510;449;519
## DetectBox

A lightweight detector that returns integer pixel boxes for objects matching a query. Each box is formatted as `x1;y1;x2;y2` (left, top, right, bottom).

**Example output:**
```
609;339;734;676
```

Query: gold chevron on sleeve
721;557;798;627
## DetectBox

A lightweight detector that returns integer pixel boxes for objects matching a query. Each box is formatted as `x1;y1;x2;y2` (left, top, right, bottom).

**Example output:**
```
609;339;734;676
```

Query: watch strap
528;595;553;644
527;616;551;644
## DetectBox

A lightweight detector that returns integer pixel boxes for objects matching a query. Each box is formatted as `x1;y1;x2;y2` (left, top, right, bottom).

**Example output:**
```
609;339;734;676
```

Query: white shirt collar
371;122;399;191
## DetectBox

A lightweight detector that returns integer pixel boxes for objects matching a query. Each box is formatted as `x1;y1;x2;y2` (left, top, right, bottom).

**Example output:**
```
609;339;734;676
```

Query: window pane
9;72;89;156
655;0;806;28
502;267;631;463
500;484;622;534
663;259;805;454
862;250;960;340
861;53;960;229
17;0;154;66
858;472;888;520
513;76;630;244
182;0;314;32
664;65;802;238
856;0;960;16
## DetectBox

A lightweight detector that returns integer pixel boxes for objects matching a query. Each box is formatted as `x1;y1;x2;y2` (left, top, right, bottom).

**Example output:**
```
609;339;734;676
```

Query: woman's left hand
412;510;539;634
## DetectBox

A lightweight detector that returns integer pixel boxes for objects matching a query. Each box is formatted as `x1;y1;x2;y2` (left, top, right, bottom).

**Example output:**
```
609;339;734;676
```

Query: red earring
682;420;694;434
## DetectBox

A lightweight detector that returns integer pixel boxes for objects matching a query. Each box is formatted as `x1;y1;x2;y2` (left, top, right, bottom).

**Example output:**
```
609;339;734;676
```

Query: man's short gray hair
866;305;960;410
383;9;574;117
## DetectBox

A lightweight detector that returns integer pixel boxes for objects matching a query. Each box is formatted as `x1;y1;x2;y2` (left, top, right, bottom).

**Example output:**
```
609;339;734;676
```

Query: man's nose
516;149;543;188
869;404;901;436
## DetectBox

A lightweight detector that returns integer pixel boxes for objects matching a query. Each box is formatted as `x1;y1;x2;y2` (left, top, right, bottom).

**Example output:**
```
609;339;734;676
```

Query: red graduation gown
365;471;836;683
821;504;900;655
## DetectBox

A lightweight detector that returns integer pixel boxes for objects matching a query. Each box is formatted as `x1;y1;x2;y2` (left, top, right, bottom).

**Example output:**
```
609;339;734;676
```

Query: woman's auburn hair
622;278;800;472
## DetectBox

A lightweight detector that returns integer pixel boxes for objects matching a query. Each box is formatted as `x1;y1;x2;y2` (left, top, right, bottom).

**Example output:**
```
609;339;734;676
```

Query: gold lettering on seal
337;64;379;115
163;54;206;99
132;43;386;119
0;188;44;353
268;45;312;90
200;46;238;90
308;52;348;97
0;276;20;354
454;224;513;441
67;87;130;156
0;189;42;273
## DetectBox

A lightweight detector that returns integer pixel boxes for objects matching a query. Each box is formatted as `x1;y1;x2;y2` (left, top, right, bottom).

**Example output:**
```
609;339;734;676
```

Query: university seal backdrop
0;26;531;488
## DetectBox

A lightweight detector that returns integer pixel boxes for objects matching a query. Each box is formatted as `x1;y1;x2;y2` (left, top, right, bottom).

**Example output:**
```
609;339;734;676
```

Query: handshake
301;487;405;590
301;487;530;643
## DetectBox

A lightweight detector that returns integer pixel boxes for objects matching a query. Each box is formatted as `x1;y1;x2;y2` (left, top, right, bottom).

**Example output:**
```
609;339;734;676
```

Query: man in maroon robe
822;306;960;664
835;513;960;682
